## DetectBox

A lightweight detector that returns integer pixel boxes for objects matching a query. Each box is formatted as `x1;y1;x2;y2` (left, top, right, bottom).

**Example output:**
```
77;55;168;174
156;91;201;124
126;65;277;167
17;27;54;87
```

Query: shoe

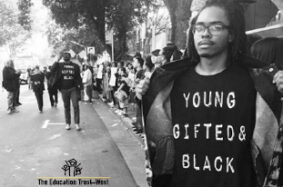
39;110;43;113
65;124;71;130
75;124;81;131
54;102;57;107
7;109;13;114
12;109;19;113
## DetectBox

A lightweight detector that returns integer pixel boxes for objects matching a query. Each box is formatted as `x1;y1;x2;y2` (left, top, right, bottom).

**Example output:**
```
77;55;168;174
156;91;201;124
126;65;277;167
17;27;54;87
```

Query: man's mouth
198;41;214;47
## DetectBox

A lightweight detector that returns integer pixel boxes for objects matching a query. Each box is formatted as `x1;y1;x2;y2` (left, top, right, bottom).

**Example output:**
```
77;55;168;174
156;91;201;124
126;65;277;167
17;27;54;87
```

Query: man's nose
201;28;212;38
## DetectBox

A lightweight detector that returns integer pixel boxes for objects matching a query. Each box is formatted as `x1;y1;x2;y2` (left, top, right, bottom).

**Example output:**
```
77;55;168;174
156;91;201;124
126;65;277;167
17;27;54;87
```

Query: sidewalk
91;96;148;187
98;95;144;142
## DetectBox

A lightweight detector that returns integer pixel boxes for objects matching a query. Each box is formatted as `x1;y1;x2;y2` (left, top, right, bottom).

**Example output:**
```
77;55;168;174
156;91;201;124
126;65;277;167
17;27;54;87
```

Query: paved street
0;85;147;187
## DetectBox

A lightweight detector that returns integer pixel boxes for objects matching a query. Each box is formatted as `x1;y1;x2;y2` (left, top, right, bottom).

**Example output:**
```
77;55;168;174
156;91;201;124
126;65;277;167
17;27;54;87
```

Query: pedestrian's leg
34;91;41;112
39;91;43;112
86;85;92;103
133;100;143;133
16;86;20;104
61;89;71;129
54;89;58;106
7;92;14;113
71;88;80;130
12;90;17;108
48;88;54;107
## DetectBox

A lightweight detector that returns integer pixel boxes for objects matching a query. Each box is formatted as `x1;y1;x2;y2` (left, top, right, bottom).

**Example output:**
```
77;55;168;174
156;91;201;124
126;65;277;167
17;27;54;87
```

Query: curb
97;96;145;145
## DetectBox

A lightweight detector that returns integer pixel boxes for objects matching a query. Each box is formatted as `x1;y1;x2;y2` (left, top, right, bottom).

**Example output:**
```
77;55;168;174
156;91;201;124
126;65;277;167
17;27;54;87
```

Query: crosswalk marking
42;120;65;128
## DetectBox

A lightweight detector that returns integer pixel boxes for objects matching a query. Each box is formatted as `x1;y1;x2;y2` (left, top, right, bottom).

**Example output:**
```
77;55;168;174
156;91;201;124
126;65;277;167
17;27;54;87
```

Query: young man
142;1;283;187
57;52;83;131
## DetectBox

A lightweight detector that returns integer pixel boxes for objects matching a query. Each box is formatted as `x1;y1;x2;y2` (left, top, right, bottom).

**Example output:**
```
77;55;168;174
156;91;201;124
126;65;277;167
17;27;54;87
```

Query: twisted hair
186;0;247;64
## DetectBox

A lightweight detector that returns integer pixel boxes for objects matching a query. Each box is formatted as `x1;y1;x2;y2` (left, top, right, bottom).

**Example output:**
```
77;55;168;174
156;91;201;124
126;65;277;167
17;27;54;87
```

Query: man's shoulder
152;58;193;79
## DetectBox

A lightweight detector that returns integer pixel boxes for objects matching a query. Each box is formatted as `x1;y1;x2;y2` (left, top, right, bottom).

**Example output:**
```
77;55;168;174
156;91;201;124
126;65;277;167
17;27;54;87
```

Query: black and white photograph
1;0;283;186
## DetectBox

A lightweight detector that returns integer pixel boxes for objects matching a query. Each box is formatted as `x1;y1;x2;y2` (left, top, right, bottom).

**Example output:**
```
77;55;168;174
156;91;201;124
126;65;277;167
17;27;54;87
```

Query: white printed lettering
203;156;211;171
214;156;223;172
204;123;212;139
183;93;190;108
215;124;223;141
173;124;180;139
194;124;200;138
226;157;235;173
203;91;212;107
227;92;236;108
193;92;201;108
184;124;189;139
227;125;235;141
182;154;190;169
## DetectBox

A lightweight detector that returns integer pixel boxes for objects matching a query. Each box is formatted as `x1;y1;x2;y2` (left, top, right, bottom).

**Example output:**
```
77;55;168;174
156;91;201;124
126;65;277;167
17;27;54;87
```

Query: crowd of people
2;0;283;186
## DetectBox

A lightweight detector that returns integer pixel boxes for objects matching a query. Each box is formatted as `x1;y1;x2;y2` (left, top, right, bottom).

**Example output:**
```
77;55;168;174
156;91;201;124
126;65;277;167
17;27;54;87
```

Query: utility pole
111;29;114;62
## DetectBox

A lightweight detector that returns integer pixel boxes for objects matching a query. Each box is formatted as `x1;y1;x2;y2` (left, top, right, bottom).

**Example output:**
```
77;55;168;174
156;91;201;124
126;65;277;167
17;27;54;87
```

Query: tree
0;0;30;55
43;0;108;55
163;0;193;49
17;0;33;31
43;0;164;60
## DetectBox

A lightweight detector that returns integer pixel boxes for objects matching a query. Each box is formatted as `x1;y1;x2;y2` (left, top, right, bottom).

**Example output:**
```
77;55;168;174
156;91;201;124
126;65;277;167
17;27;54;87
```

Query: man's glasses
192;23;230;35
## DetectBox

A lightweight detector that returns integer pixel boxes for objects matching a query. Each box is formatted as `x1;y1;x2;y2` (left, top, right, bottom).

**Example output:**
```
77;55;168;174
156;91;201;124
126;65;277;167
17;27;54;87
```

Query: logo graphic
61;158;82;177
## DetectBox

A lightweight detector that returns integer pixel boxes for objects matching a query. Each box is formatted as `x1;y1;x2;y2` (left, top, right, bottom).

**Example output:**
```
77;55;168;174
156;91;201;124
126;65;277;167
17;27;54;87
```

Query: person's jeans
34;91;43;111
86;85;92;102
61;87;80;124
48;88;58;106
7;91;15;110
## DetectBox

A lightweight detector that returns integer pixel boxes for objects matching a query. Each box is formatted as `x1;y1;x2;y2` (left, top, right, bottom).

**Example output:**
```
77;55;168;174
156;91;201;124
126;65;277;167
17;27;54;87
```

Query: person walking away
2;60;20;114
58;52;82;131
30;66;45;113
46;65;58;107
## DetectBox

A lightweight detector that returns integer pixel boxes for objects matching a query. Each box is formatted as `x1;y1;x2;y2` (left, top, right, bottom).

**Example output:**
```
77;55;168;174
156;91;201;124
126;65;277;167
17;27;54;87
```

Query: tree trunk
163;0;193;49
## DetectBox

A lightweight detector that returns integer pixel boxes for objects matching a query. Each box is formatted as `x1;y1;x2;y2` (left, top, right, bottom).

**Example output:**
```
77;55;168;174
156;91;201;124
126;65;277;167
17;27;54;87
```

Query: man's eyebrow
195;21;226;25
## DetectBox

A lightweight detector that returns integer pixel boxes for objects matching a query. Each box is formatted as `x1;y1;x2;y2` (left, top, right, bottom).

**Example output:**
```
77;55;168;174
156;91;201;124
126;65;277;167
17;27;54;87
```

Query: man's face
193;6;232;58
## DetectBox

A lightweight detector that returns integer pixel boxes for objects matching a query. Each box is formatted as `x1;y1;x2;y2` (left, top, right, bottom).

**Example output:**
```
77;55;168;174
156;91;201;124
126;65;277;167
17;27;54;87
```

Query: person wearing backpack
30;66;45;113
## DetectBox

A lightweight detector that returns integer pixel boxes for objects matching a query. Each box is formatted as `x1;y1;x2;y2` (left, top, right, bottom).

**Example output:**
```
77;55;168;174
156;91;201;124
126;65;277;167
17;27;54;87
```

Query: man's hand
273;71;283;94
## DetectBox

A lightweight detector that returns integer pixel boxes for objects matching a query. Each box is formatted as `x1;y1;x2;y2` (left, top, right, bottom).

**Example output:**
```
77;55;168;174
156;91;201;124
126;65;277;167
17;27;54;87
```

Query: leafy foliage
43;0;160;60
0;1;30;48
17;0;33;31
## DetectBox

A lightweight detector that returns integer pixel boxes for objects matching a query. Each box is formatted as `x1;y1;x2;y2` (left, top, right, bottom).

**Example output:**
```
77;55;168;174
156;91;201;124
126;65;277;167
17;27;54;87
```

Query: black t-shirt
170;64;256;187
30;72;45;92
59;62;80;90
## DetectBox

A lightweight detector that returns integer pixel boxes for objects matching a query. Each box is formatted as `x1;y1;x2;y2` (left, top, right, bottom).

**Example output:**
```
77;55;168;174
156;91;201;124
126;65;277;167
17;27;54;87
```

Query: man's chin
199;53;213;58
